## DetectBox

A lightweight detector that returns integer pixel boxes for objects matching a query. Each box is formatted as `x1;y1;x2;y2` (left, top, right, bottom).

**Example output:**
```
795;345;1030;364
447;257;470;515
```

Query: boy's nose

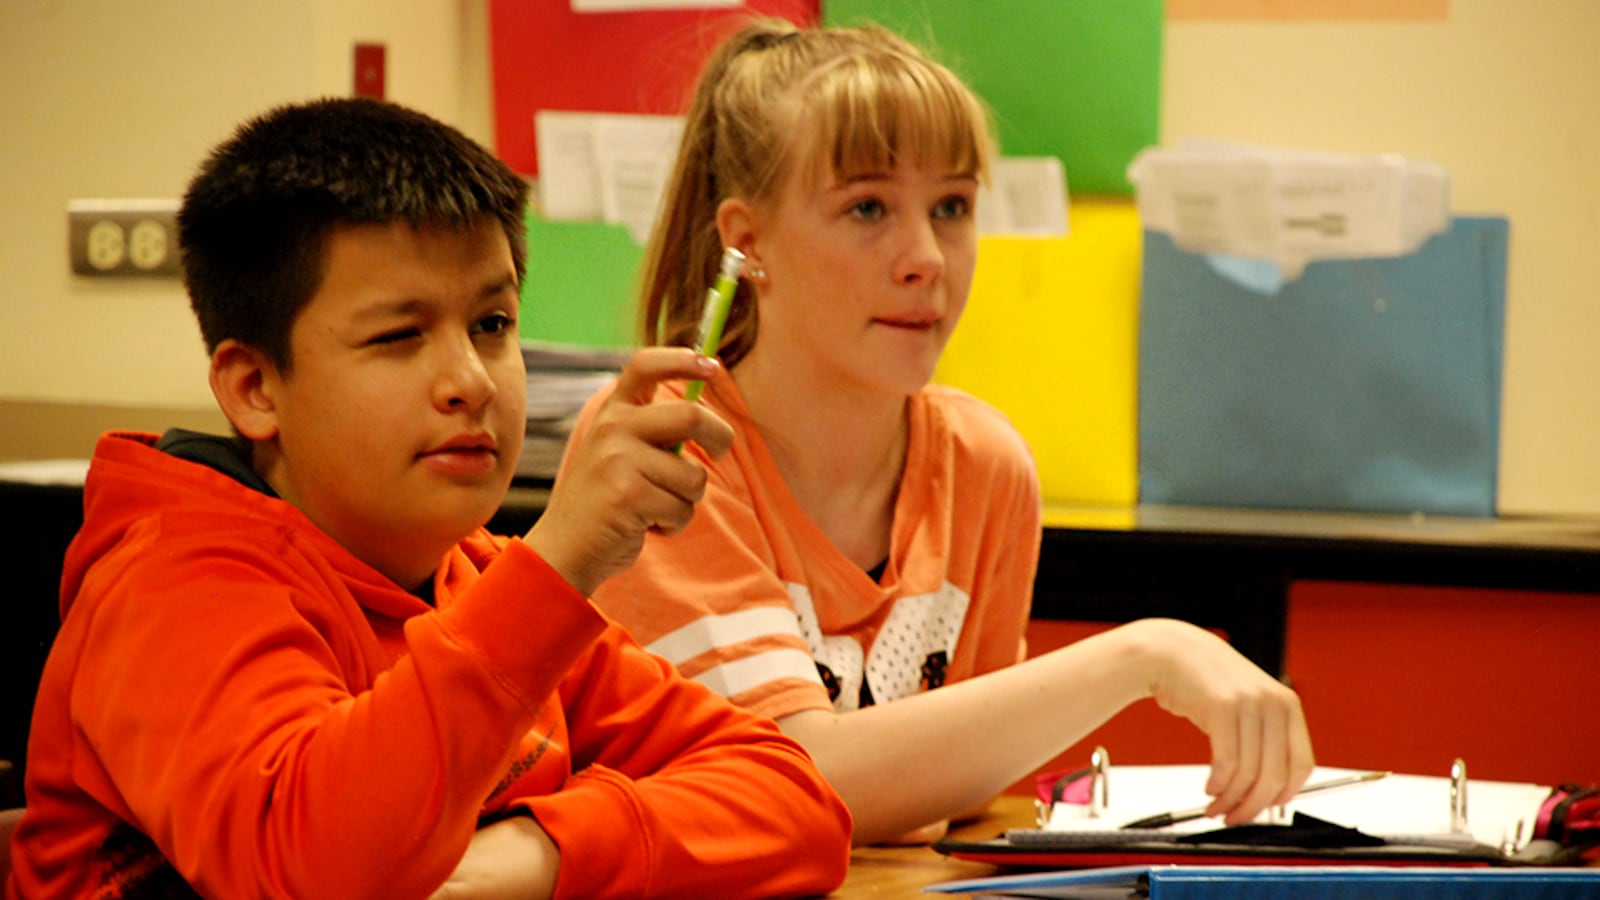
435;340;496;411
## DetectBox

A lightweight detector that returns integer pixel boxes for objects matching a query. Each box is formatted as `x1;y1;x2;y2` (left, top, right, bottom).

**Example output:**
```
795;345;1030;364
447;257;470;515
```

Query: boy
6;98;851;899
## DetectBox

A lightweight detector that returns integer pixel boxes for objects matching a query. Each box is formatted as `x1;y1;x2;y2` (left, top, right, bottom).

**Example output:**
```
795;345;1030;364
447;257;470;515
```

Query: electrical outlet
68;199;181;278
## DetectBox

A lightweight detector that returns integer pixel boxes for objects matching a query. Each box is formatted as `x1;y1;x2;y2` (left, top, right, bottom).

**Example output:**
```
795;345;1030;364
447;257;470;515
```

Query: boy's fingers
665;403;735;458
609;347;719;406
595;400;733;459
601;347;734;456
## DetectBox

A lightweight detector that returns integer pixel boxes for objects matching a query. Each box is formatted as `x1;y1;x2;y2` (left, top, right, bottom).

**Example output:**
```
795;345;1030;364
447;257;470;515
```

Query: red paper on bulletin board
489;1;819;176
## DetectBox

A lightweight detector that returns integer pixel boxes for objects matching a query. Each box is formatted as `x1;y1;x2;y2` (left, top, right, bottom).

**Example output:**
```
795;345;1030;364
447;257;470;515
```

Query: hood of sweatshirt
60;431;446;624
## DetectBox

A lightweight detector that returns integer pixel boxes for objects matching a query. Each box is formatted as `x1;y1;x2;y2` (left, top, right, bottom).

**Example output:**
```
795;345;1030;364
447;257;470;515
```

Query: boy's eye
370;328;421;346
475;313;515;336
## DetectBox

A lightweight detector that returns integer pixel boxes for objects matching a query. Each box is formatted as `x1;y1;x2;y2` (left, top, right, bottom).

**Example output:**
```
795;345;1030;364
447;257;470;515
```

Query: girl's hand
1138;619;1316;824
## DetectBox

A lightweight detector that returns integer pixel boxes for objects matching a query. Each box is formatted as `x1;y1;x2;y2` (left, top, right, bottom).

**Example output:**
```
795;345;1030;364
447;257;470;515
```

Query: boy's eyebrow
481;274;519;299
351;275;519;320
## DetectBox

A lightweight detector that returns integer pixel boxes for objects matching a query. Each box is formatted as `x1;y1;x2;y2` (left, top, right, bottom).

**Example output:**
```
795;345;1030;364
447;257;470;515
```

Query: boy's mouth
421;433;498;458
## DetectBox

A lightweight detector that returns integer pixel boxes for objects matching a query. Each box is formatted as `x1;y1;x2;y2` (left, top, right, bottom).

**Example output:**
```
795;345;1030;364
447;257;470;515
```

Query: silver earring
748;265;767;281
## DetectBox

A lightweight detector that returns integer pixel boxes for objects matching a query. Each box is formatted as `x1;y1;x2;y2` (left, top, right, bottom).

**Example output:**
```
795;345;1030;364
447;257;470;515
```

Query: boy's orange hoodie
7;432;850;899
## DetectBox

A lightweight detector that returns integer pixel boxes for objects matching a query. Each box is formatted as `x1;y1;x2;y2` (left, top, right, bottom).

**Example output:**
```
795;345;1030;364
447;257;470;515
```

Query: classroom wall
0;0;492;422
1160;2;1600;517
2;2;1597;517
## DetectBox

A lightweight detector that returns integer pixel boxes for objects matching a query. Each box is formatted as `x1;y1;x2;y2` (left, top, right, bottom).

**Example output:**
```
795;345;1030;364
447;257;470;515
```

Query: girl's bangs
798;54;990;184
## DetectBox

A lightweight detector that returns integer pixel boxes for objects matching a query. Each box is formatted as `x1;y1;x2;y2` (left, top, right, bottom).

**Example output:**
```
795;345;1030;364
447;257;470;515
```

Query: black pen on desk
1118;770;1391;830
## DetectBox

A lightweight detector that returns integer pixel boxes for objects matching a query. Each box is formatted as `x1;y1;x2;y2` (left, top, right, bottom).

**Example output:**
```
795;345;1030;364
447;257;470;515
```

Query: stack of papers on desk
519;342;625;483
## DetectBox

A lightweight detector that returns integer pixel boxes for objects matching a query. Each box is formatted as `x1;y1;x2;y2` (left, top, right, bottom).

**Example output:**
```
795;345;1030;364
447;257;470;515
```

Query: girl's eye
848;198;886;222
933;195;972;220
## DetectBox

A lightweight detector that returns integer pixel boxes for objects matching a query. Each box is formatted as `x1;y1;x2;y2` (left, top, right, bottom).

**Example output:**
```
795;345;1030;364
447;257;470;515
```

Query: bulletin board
822;0;1163;195
488;0;819;175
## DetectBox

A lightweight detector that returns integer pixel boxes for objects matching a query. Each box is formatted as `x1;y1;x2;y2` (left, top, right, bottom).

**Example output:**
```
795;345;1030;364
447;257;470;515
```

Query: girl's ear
716;197;764;282
209;339;281;442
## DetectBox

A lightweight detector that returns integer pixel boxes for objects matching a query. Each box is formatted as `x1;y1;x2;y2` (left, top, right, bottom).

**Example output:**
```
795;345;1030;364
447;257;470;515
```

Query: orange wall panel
1284;582;1600;787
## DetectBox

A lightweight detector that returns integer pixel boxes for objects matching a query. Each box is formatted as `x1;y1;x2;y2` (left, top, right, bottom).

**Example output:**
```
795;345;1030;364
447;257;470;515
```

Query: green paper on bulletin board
519;212;642;349
822;0;1162;195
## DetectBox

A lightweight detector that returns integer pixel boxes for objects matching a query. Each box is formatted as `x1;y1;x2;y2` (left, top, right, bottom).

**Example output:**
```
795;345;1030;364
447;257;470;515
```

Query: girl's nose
893;217;945;286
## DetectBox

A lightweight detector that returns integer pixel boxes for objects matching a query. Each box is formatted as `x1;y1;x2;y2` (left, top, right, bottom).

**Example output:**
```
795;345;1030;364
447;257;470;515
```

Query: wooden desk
832;795;1033;897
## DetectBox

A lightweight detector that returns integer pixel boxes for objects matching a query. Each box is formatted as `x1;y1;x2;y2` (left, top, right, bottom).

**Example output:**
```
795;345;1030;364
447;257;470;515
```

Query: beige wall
2;1;1596;515
1163;1;1600;516
0;0;490;432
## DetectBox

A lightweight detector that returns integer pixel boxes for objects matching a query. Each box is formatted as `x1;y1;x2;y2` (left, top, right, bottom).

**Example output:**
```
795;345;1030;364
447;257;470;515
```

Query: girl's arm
778;617;1314;846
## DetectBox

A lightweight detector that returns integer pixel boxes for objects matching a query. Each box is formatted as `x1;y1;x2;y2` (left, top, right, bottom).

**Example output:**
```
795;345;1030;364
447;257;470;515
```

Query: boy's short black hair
178;97;529;370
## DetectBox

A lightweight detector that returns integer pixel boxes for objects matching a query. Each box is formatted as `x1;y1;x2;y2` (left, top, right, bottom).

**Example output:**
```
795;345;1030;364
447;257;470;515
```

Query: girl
567;18;1315;846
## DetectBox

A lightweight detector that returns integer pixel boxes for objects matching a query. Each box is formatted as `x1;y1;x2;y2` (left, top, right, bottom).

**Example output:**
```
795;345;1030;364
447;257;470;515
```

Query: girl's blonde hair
639;19;995;366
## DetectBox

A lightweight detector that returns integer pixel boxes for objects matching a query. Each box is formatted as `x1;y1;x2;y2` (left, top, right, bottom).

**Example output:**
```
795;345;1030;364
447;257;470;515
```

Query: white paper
535;111;605;221
534;110;683;244
1127;140;1450;279
592;115;685;243
1036;765;1549;851
978;156;1070;237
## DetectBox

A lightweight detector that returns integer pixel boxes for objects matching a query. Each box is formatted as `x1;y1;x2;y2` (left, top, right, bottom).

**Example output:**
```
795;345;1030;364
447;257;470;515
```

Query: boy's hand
526;348;734;596
429;815;558;900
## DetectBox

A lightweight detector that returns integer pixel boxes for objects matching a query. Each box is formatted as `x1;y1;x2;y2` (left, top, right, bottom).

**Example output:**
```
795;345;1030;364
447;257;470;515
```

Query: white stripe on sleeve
645;605;804;665
689;647;823;699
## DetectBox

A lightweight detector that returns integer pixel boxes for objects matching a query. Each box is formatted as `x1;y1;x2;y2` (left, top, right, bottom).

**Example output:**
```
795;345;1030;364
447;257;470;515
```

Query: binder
926;864;1600;899
934;759;1591;869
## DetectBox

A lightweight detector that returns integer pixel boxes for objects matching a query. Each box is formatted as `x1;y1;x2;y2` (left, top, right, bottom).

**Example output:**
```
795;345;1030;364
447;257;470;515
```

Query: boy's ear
209;339;281;441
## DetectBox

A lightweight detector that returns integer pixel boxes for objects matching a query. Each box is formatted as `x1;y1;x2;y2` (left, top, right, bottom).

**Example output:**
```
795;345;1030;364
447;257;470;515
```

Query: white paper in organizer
1127;140;1450;281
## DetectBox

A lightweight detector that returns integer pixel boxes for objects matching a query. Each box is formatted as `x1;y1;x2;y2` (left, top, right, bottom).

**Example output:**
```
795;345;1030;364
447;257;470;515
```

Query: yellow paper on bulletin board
935;199;1141;506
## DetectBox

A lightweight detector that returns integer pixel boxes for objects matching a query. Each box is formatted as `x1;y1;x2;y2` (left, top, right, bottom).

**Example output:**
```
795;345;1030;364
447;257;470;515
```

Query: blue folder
1136;217;1509;517
926;864;1600;899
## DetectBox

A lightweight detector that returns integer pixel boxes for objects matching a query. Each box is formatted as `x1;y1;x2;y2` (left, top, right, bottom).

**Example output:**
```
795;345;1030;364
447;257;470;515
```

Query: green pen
673;247;745;452
684;247;745;401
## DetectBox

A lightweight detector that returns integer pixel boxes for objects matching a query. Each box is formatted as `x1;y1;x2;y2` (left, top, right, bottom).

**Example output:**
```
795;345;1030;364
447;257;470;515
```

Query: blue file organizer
1136;217;1509;516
